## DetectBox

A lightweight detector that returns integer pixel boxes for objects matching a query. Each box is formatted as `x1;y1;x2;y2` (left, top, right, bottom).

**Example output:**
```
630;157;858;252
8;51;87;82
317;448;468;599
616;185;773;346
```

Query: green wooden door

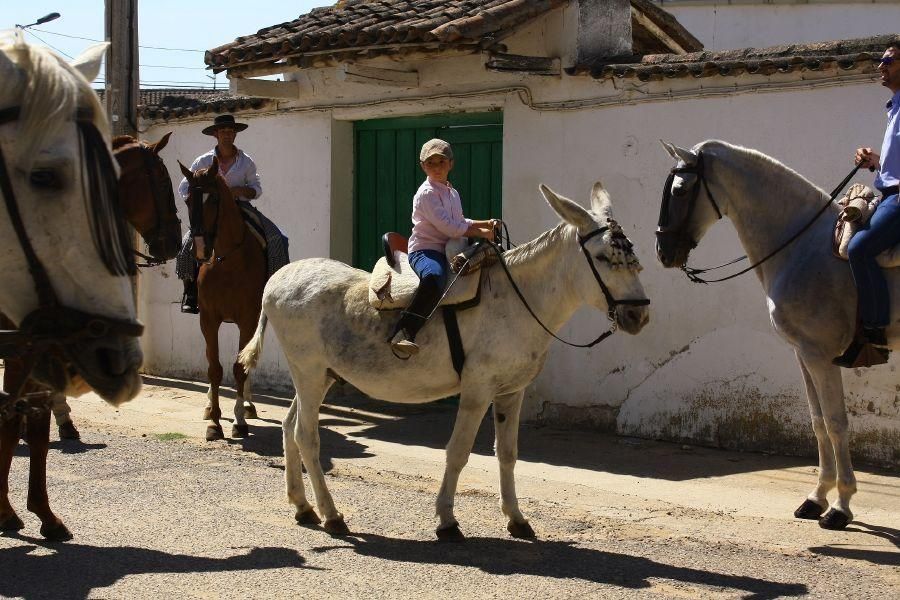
354;113;503;270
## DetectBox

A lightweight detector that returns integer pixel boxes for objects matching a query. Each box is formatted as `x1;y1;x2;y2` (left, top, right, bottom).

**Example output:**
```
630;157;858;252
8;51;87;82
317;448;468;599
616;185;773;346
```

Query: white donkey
0;34;142;403
240;183;650;540
656;139;894;530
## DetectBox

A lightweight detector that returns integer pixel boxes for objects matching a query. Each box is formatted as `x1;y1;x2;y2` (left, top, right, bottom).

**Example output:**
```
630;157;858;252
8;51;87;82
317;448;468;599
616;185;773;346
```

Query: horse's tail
238;311;268;373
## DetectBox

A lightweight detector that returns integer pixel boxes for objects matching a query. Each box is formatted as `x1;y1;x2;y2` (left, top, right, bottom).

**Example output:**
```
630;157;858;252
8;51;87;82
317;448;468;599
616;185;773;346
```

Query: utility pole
104;0;139;137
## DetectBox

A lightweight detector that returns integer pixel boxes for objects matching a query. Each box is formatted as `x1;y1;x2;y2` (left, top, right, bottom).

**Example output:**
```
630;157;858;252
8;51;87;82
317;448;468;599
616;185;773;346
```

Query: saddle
832;183;900;266
237;203;267;250
368;234;486;311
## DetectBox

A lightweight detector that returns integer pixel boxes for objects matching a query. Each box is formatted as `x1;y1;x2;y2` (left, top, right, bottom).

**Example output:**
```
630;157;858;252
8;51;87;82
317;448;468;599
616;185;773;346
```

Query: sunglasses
879;56;895;67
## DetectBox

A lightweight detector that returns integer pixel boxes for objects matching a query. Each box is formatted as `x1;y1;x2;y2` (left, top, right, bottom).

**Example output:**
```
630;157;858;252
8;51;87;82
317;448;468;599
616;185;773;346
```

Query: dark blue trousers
847;193;900;328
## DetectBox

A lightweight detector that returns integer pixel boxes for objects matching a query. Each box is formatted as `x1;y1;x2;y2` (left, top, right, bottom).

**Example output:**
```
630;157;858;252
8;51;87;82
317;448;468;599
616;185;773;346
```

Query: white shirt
408;178;472;253
177;146;263;201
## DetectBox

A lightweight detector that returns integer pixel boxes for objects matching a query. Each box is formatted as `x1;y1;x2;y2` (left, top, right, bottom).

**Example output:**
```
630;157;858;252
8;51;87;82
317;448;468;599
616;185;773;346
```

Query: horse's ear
209;156;219;177
178;160;192;179
589;181;612;218
660;140;697;165
540;184;593;232
70;42;109;83
151;132;173;155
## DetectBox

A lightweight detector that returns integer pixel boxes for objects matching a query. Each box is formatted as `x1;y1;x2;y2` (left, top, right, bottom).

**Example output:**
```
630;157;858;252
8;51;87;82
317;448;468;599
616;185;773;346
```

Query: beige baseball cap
420;138;453;162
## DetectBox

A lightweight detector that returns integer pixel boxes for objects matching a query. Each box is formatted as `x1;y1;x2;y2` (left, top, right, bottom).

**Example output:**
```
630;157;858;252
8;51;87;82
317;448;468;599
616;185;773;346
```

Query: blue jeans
408;249;449;290
847;193;900;328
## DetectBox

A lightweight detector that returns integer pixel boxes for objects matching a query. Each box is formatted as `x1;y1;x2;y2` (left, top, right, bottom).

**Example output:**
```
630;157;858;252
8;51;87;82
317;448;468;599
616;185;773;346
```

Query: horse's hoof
507;520;536;539
794;499;826;520
436;522;465;542
0;513;25;531
295;508;322;526
58;421;80;440
205;425;224;441
323;517;351;536
40;521;73;542
819;508;851;530
243;403;258;419
231;423;249;438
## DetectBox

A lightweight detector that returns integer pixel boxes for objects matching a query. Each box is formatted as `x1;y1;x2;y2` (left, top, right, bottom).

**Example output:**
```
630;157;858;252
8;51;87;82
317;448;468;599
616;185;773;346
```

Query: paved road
0;375;897;599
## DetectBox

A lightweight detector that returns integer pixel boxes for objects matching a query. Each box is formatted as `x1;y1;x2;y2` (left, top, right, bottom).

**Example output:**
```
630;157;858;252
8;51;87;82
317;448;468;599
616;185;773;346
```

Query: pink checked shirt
408;178;472;253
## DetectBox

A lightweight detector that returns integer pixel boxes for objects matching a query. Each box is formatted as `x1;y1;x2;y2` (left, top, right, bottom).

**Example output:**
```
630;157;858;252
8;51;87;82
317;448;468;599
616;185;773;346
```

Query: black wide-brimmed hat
202;114;248;136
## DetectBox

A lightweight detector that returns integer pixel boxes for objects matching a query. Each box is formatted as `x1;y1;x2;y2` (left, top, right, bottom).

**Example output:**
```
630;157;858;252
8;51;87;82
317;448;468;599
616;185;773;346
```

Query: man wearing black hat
175;114;289;313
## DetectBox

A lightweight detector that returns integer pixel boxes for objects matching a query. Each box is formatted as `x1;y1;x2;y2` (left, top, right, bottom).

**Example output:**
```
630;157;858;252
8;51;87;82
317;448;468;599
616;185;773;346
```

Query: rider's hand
855;147;880;171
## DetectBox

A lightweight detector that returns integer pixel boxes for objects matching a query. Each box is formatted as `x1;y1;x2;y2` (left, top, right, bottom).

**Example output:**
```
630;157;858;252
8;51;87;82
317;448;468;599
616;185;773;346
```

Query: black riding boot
832;327;889;368
389;276;442;358
181;278;199;314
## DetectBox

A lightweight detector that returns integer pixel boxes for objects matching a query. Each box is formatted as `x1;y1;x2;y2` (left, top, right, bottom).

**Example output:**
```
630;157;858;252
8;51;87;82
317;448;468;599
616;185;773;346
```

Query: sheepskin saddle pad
368;239;482;310
833;183;900;267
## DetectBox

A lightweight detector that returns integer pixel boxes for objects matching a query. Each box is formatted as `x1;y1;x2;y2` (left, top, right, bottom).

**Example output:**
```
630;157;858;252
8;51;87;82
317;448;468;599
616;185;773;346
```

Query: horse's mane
503;221;575;268
699;140;829;200
0;31;111;170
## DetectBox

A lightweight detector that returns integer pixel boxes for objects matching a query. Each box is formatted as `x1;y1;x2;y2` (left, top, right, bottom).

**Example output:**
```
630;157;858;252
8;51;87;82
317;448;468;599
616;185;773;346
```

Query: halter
188;179;248;264
657;149;860;284
492;225;650;348
0;105;144;405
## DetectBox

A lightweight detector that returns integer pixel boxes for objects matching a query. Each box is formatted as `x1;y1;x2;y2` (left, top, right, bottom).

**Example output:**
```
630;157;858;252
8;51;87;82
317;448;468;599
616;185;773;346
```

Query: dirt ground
0;374;897;599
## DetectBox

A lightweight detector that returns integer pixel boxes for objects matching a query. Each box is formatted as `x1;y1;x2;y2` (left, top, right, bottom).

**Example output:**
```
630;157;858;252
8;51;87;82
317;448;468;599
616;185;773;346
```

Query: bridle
0;105;144;406
116;140;180;267
657;150;860;284
187;177;248;264
490;224;650;348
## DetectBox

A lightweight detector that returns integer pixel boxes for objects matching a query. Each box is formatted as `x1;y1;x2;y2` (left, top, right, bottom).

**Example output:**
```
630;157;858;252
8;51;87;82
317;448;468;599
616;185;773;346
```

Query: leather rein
0;106;144;406
124;141;179;268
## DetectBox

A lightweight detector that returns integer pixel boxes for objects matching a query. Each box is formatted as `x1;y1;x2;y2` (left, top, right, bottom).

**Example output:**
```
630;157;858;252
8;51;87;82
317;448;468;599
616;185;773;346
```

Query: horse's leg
803;355;856;529
51;393;79;440
282;399;318;526
200;315;224;441
0;415;24;532
793;353;834;520
291;371;345;534
230;320;255;438
25;410;72;541
242;370;257;420
493;389;533;538
435;387;492;541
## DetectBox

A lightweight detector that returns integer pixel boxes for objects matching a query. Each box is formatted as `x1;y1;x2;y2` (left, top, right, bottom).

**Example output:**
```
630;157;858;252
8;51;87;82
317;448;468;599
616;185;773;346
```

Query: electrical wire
21;29;73;59
29;27;205;52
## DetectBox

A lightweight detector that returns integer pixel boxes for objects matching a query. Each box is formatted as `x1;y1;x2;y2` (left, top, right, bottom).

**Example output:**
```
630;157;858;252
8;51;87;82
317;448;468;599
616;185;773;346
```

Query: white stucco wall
139;111;333;386
659;1;900;50
134;3;900;463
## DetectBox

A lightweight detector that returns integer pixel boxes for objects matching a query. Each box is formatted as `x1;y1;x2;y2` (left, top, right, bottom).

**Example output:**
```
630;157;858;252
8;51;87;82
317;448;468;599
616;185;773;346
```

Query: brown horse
0;132;181;541
179;157;266;441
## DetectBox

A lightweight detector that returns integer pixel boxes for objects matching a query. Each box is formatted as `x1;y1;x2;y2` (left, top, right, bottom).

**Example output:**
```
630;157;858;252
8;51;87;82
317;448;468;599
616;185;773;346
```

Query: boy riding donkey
175;114;289;313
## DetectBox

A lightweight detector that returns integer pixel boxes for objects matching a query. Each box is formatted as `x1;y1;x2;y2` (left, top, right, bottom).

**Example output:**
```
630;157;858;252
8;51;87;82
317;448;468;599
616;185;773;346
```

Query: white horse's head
0;34;142;404
656;140;726;268
539;182;650;334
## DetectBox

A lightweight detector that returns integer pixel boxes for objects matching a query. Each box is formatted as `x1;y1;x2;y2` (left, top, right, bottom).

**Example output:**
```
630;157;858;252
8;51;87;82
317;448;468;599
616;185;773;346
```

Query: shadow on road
311;533;807;599
0;538;309;600
809;521;900;566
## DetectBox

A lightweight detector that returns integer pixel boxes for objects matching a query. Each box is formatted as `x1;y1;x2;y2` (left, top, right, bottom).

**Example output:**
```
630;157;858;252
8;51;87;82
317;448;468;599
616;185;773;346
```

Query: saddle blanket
368;239;482;310
833;183;900;267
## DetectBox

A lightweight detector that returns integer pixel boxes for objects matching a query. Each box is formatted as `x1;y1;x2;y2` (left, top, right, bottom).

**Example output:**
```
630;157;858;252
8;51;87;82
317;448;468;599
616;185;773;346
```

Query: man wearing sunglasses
835;43;900;366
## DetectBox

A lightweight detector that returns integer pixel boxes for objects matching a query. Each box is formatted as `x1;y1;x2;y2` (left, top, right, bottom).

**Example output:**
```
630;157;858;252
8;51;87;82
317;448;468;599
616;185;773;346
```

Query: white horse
656;139;892;530
239;182;650;540
0;34;142;404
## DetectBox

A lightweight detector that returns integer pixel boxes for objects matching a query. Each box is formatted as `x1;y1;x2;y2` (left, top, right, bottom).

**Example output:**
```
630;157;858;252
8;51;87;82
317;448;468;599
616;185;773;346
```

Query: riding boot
832;327;889;368
180;278;199;314
389;276;442;358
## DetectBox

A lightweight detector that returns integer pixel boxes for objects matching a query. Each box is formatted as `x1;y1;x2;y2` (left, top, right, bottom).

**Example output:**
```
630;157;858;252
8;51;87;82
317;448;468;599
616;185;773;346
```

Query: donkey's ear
178;160;192;179
70;42;109;83
540;184;593;232
151;132;173;155
660;140;697;165
589;181;612;218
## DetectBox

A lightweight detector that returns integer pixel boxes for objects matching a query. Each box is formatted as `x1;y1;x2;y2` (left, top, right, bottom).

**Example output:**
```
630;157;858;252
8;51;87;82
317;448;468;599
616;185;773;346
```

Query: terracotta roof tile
101;88;273;121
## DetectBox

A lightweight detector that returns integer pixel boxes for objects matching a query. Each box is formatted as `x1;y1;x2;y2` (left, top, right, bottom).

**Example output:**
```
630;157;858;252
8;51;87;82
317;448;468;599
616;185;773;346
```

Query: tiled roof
95;88;271;121
570;34;900;81
205;0;701;72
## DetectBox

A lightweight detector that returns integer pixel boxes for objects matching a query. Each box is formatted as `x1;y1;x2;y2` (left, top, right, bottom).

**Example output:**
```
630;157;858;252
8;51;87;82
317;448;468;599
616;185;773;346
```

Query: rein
668;157;861;284
0;105;144;405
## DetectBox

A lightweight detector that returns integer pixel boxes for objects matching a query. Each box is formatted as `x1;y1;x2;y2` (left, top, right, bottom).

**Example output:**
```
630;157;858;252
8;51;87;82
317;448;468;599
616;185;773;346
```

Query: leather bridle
0;105;144;405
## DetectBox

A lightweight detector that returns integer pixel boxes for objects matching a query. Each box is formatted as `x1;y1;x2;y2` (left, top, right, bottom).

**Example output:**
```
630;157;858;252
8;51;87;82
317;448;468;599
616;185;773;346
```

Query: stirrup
390;332;419;360
180;294;199;314
832;341;889;368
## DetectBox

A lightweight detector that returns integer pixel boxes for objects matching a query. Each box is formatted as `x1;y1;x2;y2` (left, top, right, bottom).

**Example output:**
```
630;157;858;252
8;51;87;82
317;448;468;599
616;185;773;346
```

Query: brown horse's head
113;132;182;261
179;157;236;262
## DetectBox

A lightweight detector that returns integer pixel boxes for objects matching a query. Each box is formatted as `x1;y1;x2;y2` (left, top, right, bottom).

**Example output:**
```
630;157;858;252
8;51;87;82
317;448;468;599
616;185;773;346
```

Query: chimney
576;0;633;64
